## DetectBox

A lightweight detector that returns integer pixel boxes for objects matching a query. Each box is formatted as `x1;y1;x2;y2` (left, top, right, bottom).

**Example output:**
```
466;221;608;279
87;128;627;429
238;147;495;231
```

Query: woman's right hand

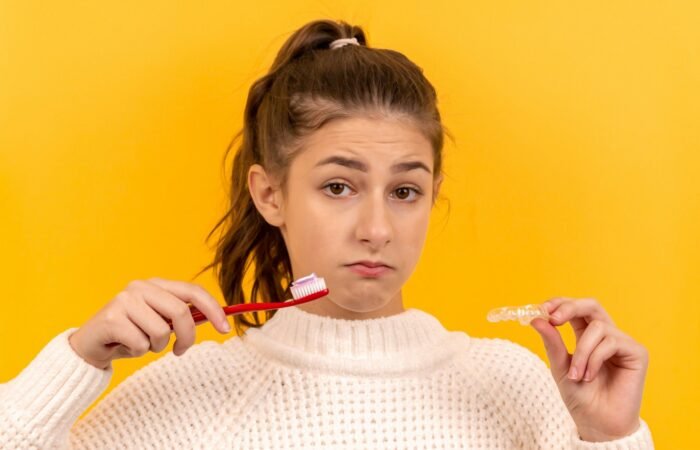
68;277;231;370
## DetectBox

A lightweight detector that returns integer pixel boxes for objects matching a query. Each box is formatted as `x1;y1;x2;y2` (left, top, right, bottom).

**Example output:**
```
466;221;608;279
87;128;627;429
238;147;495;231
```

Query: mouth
346;260;393;269
344;261;393;277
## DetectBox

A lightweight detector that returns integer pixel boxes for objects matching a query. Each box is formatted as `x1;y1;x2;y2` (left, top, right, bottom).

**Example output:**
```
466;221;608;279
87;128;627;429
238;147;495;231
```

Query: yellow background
1;1;698;447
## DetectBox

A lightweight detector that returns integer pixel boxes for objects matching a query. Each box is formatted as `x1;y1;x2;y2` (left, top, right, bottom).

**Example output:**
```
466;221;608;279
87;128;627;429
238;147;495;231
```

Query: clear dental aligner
487;303;550;325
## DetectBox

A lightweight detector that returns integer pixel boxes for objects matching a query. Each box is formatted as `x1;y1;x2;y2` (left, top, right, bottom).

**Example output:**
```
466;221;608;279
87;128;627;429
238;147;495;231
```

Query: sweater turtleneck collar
240;306;470;376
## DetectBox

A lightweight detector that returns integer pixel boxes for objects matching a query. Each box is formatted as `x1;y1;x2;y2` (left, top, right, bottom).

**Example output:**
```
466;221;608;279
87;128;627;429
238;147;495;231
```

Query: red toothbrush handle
165;288;329;331
164;305;207;330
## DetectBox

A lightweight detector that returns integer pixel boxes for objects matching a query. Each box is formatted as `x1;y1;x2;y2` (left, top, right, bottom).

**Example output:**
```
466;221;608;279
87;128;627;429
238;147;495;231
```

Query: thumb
530;318;571;380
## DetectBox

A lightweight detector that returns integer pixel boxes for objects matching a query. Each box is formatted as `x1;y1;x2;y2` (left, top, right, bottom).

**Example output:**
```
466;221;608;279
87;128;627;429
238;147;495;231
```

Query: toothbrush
165;272;329;330
487;303;550;325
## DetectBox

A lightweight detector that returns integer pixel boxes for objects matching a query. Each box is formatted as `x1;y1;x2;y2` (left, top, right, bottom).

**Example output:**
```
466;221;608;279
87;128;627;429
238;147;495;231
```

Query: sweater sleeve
0;328;113;449
476;338;655;449
0;327;251;449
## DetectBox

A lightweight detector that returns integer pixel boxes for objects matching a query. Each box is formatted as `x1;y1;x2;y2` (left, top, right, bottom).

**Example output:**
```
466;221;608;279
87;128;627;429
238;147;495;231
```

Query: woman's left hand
530;297;649;442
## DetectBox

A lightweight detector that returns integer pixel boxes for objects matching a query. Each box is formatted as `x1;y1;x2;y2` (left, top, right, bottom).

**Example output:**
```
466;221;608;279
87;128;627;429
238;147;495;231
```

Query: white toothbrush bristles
289;273;327;300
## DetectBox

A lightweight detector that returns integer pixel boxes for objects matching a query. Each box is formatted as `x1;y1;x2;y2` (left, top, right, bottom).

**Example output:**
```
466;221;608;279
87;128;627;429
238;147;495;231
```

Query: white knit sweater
0;306;654;449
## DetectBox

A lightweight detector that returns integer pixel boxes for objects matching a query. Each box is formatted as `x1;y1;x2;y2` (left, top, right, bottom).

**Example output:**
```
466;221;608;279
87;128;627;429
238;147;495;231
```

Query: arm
0;328;113;449
1;328;247;449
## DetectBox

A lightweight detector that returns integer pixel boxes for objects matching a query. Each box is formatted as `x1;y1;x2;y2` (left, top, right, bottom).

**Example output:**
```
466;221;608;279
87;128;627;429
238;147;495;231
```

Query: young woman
0;19;654;449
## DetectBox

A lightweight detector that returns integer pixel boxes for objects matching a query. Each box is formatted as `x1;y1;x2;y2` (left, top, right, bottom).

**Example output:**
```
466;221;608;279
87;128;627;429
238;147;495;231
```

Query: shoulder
91;335;253;411
71;335;258;443
126;335;251;386
457;336;575;434
459;336;552;389
466;335;546;366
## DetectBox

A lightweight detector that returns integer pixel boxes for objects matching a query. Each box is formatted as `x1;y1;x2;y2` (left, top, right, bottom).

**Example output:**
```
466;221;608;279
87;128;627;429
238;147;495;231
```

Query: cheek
285;200;337;256
405;216;430;249
401;207;431;252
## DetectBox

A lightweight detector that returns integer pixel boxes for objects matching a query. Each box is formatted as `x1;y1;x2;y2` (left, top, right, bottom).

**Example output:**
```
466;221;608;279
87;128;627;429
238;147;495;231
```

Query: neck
295;291;405;320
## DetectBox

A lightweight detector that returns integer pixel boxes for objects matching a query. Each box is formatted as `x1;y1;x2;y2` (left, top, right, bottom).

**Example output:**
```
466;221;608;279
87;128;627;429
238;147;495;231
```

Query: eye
393;186;423;201
323;182;352;197
322;182;423;202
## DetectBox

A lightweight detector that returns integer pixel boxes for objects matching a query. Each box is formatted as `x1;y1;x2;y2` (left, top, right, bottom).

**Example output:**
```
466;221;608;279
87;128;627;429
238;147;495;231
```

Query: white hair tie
329;37;360;50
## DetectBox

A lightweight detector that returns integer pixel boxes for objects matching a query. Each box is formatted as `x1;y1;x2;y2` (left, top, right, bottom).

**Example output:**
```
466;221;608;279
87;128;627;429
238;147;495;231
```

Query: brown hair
192;19;452;336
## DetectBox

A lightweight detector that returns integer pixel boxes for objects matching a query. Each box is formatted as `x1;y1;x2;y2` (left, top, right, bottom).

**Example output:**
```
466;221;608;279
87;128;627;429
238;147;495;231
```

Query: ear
432;173;444;205
248;164;285;227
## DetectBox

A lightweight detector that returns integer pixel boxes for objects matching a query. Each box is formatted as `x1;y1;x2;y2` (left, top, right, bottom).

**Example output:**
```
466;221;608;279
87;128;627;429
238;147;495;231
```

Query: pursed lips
346;260;392;269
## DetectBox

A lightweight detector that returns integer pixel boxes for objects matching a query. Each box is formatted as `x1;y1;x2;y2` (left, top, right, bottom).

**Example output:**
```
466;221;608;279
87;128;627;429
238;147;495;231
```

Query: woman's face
248;115;442;319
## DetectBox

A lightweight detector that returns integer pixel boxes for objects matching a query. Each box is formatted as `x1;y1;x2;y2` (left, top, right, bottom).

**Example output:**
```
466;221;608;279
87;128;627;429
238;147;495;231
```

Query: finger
111;316;152;358
548;298;615;341
147;293;196;356
541;297;579;330
127;282;196;356
124;296;173;353
581;335;618;382
530;317;572;381
568;319;609;382
146;278;230;334
541;297;576;316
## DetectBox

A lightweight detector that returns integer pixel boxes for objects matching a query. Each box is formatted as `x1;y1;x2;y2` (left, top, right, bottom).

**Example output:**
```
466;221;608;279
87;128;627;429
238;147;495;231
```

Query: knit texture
0;306;654;449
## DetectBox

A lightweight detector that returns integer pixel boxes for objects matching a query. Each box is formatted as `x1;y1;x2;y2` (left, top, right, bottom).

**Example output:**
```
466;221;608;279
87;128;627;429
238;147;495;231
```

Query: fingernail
550;312;561;322
568;366;578;380
583;369;592;381
221;320;231;333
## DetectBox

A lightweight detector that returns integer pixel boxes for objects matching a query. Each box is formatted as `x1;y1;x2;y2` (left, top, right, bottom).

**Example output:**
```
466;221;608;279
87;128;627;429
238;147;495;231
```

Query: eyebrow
314;155;432;174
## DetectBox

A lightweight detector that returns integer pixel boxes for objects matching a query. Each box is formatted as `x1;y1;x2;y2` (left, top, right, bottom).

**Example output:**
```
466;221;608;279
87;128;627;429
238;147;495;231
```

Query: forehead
295;116;433;169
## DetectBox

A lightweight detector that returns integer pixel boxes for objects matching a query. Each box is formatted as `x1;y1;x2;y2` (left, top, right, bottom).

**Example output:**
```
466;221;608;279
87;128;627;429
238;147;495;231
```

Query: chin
331;299;389;314
327;286;395;312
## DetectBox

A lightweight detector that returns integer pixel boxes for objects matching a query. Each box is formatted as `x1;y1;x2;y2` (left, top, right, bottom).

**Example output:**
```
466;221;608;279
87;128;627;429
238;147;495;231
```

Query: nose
355;191;393;249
